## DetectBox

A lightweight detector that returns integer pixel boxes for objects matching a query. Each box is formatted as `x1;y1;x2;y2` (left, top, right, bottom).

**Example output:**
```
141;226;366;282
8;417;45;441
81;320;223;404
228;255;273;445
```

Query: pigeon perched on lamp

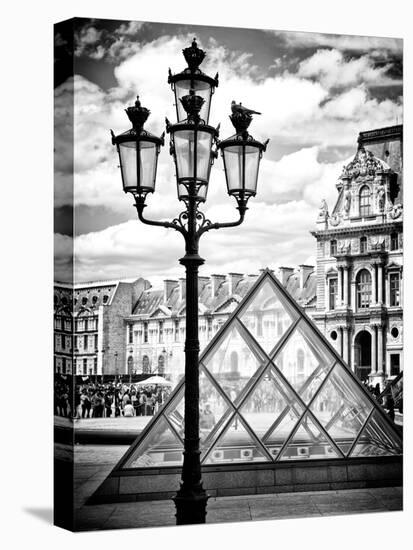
231;100;262;116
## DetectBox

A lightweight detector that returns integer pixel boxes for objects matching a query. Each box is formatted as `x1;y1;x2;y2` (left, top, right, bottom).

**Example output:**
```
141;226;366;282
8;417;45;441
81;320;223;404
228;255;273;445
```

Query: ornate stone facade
311;125;403;387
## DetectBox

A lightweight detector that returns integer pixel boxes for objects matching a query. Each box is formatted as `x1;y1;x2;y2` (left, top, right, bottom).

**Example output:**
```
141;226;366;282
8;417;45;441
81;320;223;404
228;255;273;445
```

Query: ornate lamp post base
174;485;209;525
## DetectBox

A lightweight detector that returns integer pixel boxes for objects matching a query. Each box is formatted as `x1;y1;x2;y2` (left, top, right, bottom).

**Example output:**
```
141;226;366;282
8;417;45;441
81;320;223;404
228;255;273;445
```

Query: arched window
127;355;134;375
356;269;372;309
297;349;305;382
142;355;150;374
230;351;239;373
359;186;371;217
360;236;367;254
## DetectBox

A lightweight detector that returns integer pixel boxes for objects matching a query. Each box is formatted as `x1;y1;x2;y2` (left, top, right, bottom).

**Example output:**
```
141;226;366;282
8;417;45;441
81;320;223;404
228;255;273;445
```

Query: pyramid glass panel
203;414;270;464
105;271;402;473
239;366;302;441
350;410;402;457
239;279;297;353
310;365;374;455
199;367;231;445
123;415;183;468
165;388;185;441
278;413;341;461
263;402;305;459
165;371;231;449
202;322;264;404
274;320;334;402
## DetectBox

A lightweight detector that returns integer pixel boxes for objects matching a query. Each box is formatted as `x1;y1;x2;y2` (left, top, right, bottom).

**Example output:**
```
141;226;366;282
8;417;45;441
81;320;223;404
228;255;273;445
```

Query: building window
359;186;371;217
390;354;400;376
128;324;133;344
94;334;98;350
61;334;66;349
356;269;372;309
389;273;400;306
142;355;150;374
74;336;79;350
93;357;97;375
297;349;305;383
330;240;337;256
84;335;88;349
158;355;165;375
62;358;66;375
360;236;367;254
143;322;148;343
174;320;179;342
329;278;338;310
390;232;399;251
103;295;109;304
83;358;87;375
159;321;164;343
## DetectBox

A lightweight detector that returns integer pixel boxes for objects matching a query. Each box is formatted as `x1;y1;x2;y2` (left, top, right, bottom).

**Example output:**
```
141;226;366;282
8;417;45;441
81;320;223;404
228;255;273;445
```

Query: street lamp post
111;38;268;525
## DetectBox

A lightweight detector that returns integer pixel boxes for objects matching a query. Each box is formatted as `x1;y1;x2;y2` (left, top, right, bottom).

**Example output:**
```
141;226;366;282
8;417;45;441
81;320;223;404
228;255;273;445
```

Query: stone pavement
68;444;402;531
74;486;402;531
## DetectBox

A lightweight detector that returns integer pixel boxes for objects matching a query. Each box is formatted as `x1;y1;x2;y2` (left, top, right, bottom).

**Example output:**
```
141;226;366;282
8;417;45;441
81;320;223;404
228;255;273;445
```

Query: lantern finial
125;95;150;131
182;37;206;71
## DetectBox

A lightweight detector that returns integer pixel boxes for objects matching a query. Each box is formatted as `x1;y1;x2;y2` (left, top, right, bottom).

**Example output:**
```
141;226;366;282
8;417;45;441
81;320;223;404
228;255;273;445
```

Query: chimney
163;279;178;303
211;274;226;298
178;278;185;302
227;273;244;295
299;265;314;290
198;276;210;295
278;267;294;287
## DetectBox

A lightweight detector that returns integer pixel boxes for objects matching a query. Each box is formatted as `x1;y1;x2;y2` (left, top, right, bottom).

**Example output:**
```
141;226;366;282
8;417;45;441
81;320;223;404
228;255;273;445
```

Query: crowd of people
54;379;172;419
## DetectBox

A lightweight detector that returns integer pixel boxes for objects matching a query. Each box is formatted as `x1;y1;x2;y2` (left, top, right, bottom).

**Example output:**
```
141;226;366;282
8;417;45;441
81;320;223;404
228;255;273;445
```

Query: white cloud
276;31;402;54
54;32;403;280
70;200;318;282
297;48;396;89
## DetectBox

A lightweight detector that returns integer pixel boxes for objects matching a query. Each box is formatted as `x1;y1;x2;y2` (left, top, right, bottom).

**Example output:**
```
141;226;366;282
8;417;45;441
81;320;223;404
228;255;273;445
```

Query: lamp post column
174;185;208;524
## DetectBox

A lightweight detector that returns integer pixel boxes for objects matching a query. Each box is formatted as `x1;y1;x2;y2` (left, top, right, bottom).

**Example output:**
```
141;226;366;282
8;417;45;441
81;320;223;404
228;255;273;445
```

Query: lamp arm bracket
197;204;247;238
134;198;187;236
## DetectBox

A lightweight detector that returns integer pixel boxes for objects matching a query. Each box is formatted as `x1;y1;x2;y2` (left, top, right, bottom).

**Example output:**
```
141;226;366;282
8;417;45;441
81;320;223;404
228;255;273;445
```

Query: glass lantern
218;134;267;199
169;122;217;202
111;96;164;197
168;38;218;124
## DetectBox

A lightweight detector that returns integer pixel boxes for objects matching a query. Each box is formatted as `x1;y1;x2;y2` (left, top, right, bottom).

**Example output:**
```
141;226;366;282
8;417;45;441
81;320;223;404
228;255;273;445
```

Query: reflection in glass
351;410;402;457
124;416;183;468
203;414;269;464
310;365;373;455
239;279;297;354
264;403;304;459
274;320;334;402
279;413;340;461
202;322;263;403
240;366;301;440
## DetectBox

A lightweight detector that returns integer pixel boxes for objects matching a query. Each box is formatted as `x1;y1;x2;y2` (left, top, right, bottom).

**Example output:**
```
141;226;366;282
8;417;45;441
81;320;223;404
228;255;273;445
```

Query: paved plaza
68;443;402;531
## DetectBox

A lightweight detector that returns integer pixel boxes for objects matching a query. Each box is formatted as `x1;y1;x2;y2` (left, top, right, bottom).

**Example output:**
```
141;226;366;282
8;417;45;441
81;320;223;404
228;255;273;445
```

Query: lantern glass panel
119;141;137;192
223;143;261;196
174;128;213;184
139;141;158;191
174;79;212;123
119;140;158;193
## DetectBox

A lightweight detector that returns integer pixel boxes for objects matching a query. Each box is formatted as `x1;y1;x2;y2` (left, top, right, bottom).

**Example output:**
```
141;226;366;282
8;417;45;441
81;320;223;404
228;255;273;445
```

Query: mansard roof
131;269;317;318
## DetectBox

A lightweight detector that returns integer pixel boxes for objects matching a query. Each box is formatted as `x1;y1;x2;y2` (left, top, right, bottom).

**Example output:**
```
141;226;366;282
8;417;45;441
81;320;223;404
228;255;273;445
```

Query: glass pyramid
112;269;402;470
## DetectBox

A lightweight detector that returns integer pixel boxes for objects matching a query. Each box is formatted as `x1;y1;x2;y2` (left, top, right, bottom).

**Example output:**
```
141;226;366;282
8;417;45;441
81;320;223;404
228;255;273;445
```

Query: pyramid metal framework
111;269;402;470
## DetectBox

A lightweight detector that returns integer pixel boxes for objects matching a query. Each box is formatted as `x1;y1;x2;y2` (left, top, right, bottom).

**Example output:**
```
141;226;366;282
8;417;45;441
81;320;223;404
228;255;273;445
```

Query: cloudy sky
54;18;402;286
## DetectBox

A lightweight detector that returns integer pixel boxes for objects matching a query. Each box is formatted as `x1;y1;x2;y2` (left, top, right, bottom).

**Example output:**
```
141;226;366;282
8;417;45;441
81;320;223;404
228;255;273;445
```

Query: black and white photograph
51;15;405;532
